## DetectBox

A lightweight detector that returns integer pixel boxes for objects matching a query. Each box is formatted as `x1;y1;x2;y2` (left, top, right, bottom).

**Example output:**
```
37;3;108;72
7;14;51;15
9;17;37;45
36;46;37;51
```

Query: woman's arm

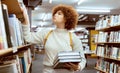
21;5;47;44
72;33;86;71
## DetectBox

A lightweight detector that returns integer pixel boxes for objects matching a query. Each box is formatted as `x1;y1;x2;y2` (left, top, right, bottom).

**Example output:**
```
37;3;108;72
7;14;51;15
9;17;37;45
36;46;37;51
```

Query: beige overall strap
69;32;73;49
44;30;53;46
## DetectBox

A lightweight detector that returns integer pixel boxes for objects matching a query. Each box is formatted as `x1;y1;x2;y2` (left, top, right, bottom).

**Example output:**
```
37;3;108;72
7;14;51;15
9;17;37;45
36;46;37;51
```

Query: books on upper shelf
0;2;8;50
0;3;25;50
53;51;82;69
2;4;13;48
95;15;120;30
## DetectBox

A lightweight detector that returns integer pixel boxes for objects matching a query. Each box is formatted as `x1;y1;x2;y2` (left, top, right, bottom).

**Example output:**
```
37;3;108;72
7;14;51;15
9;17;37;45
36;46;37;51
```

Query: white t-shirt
22;25;86;71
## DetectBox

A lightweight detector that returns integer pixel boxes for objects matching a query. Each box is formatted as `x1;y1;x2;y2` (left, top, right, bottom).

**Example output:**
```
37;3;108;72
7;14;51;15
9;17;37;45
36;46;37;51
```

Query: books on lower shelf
0;63;19;73
0;49;32;73
53;51;82;69
95;59;120;73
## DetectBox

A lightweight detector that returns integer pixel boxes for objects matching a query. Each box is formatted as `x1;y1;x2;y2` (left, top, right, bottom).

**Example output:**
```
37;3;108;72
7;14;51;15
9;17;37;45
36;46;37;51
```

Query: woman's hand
20;4;30;25
64;62;81;71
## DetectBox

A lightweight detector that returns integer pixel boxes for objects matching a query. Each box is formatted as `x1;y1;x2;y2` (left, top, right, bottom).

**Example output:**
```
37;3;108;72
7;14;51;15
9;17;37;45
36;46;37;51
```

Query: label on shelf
13;47;18;53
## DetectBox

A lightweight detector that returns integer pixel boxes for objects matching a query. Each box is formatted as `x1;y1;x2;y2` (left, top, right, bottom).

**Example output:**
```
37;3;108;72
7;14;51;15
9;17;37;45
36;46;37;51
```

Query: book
57;51;81;56
53;59;81;69
53;51;81;69
0;3;8;49
2;4;13;48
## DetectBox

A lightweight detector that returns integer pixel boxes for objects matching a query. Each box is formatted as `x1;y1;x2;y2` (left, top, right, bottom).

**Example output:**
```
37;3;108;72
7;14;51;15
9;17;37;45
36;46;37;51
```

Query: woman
22;4;86;73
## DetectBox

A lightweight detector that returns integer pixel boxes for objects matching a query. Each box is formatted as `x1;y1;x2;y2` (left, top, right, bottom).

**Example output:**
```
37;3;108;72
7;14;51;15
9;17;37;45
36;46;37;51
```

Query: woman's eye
58;12;61;15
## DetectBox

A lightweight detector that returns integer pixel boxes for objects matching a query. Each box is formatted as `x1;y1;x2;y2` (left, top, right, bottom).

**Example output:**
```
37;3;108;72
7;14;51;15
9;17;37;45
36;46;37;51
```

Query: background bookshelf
74;30;89;52
94;15;120;73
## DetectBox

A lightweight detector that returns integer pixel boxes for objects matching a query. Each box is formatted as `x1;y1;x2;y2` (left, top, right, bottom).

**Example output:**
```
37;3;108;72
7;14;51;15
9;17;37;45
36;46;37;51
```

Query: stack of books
53;51;82;69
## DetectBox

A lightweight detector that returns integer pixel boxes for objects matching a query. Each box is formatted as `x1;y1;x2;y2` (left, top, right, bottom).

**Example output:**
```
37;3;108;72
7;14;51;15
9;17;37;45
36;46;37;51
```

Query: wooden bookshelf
97;56;120;62
96;24;120;32
1;0;24;21
95;15;120;73
95;42;120;46
94;67;108;73
0;44;31;57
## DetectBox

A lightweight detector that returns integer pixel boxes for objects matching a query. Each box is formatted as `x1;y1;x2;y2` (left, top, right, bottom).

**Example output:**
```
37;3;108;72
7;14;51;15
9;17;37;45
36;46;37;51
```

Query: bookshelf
96;24;120;32
74;31;89;52
97;56;120;62
95;15;120;73
0;44;31;57
0;0;32;73
94;67;108;73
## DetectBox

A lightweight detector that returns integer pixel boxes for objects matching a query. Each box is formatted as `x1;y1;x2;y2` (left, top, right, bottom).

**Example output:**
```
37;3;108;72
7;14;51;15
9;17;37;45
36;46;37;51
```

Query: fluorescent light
78;14;84;19
49;0;52;3
77;9;110;13
78;0;84;5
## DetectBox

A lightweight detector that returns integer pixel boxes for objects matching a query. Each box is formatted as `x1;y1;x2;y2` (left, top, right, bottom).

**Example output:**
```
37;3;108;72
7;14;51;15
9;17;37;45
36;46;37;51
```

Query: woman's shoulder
37;28;53;36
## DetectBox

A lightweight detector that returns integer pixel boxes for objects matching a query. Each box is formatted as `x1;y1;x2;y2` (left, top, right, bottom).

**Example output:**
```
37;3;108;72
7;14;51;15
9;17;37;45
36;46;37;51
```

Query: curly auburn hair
52;4;79;30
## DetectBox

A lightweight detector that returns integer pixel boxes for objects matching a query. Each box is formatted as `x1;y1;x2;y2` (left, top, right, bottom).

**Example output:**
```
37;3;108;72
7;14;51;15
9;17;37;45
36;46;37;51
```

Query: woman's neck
56;23;65;29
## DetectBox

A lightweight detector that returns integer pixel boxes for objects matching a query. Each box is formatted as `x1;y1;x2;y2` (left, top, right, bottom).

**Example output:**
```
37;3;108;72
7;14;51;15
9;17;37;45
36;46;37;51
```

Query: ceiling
31;0;120;30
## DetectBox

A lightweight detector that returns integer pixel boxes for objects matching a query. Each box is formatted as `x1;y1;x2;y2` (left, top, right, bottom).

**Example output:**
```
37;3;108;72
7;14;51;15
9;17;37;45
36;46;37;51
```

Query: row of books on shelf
94;31;120;43
95;15;120;30
96;59;120;73
0;2;25;50
53;51;82;69
0;49;32;73
96;46;120;60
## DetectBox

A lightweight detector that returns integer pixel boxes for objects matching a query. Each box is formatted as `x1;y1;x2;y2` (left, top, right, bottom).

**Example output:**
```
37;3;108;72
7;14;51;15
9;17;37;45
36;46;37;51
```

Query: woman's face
52;10;66;24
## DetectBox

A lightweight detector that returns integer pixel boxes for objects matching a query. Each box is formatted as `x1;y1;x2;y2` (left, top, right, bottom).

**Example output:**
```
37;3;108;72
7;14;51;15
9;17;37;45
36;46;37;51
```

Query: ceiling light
78;14;84;19
77;9;110;13
78;0;84;5
49;0;52;3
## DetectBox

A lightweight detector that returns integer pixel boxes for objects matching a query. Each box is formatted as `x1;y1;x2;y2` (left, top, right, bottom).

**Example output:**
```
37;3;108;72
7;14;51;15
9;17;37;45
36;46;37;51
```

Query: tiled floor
31;53;97;73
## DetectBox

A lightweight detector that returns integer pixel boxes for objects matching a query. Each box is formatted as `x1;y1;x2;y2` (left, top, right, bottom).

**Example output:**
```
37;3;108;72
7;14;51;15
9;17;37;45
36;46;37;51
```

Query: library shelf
94;67;108;73
95;42;120;46
0;44;31;57
97;56;120;62
96;24;120;32
1;0;24;21
95;15;120;73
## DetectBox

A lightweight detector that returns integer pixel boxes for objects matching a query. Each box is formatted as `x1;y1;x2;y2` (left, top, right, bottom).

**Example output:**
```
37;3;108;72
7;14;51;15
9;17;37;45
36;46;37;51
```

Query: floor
31;52;97;73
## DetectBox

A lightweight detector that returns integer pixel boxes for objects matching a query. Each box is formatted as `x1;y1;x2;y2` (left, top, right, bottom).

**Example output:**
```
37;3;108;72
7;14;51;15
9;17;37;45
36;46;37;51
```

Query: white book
57;51;81;56
9;14;18;47
0;3;8;49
